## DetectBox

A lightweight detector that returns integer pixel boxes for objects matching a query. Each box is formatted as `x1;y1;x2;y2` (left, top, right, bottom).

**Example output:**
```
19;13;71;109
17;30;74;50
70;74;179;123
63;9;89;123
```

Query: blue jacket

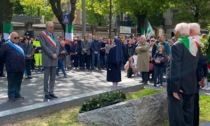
0;42;25;73
91;40;101;53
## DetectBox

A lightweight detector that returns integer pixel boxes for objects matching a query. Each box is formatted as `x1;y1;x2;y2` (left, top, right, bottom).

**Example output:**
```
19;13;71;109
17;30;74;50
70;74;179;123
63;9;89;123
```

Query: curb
0;84;144;125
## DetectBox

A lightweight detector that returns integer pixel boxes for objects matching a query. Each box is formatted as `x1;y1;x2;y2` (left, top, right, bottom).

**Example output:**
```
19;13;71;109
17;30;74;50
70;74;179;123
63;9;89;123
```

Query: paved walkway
0;69;141;111
0;69;209;112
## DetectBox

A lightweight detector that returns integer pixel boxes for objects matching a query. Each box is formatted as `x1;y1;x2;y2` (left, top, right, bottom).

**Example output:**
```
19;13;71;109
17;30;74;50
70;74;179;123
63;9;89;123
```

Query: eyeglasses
13;37;19;40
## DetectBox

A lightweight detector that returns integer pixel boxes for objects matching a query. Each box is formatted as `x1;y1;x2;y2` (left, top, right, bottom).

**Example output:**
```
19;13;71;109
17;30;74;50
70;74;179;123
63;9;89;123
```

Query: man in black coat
0;32;25;101
167;23;200;126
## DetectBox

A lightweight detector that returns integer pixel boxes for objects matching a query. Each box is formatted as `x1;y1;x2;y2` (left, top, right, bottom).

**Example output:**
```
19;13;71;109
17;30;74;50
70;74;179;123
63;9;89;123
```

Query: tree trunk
49;0;76;32
135;14;147;36
0;0;14;32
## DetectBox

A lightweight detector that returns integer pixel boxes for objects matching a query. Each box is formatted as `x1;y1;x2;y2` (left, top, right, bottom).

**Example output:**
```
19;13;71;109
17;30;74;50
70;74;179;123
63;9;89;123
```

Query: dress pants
44;67;56;95
141;72;149;83
168;93;194;126
7;72;24;98
193;92;199;126
0;60;4;76
82;54;90;69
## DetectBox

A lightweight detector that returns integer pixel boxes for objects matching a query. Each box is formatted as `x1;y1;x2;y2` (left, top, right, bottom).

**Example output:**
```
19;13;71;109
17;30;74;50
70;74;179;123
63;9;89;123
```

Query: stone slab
0;84;144;125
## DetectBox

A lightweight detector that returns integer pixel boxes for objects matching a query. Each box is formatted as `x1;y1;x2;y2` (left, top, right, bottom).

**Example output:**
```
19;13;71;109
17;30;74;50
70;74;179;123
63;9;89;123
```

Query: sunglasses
13;37;19;40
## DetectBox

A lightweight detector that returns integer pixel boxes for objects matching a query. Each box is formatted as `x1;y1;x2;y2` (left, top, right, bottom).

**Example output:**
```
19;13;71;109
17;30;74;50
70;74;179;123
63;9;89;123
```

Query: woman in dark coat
107;38;123;87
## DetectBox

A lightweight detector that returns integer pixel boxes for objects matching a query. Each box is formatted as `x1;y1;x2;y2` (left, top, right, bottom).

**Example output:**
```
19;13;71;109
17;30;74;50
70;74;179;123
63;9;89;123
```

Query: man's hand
52;54;57;59
198;77;205;87
61;51;65;54
173;90;183;100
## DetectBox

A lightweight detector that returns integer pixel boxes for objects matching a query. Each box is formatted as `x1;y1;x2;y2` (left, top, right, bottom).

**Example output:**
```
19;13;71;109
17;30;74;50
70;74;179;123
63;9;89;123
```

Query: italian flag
65;24;74;42
178;36;198;56
3;22;13;40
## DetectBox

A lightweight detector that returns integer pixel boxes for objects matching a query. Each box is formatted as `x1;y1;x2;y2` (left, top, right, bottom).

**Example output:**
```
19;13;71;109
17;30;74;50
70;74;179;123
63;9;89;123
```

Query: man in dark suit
0;32;25;101
167;23;200;126
39;21;60;100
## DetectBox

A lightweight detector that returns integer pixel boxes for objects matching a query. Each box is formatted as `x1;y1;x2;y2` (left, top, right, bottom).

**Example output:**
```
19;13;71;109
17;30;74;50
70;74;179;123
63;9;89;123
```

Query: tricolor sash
7;41;25;57
41;31;57;48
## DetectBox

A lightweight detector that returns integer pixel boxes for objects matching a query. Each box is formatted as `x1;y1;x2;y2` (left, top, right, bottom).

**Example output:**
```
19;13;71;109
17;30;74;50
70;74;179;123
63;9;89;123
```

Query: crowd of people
0;21;209;126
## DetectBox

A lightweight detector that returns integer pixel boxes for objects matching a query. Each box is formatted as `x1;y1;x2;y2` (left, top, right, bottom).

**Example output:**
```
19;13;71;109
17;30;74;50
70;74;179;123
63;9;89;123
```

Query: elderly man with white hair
135;35;150;85
189;23;208;126
167;23;200;126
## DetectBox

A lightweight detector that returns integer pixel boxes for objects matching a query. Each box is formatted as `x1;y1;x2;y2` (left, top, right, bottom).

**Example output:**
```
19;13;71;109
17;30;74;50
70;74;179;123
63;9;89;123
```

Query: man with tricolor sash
167;23;200;126
39;21;60;100
0;32;25;101
189;23;208;126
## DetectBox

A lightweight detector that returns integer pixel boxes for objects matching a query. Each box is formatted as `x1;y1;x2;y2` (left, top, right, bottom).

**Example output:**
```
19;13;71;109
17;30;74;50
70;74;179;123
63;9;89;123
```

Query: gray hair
188;23;200;35
46;21;54;27
140;35;146;40
174;23;189;36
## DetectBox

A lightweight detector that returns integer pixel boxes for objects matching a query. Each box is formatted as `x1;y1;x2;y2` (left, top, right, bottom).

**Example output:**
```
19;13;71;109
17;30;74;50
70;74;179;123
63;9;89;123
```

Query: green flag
65;24;74;41
146;21;154;39
3;22;13;40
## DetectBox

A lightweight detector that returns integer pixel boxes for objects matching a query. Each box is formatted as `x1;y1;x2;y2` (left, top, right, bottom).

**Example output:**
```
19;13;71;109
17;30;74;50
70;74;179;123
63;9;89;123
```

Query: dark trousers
100;54;106;68
193;92;199;126
168;93;194;126
7;72;24;98
82;54;90;69
141;72;149;83
154;66;164;86
92;53;100;69
56;59;66;75
0;60;4;76
25;59;32;77
71;55;78;68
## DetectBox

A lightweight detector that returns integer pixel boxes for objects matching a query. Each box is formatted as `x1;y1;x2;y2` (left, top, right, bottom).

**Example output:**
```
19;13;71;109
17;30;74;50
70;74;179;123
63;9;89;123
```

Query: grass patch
5;89;210;126
200;95;210;122
5;107;85;126
126;88;164;100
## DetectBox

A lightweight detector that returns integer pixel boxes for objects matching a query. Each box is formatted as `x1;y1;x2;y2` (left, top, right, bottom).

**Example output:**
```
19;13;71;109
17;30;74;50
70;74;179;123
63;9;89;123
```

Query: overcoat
135;42;150;72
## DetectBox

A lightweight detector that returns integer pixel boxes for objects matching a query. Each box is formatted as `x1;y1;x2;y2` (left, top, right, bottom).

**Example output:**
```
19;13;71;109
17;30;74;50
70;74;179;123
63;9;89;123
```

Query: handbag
149;62;154;71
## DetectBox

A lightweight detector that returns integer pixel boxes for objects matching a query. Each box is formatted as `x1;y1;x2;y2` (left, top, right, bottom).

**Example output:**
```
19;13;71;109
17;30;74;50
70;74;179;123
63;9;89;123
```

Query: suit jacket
167;41;200;95
39;31;59;67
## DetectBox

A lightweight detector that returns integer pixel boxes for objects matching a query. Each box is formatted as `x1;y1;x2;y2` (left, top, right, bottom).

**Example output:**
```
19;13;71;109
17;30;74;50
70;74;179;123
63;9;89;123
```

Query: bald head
46;21;54;33
10;32;19;44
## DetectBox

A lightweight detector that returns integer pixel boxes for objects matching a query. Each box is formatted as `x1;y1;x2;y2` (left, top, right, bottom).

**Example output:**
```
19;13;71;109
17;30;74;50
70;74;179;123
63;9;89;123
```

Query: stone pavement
0;69;142;112
1;69;210;112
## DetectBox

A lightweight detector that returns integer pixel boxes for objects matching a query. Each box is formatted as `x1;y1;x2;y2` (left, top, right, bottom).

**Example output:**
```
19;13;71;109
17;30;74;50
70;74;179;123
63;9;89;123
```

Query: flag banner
65;24;74;41
146;21;154;39
3;22;13;40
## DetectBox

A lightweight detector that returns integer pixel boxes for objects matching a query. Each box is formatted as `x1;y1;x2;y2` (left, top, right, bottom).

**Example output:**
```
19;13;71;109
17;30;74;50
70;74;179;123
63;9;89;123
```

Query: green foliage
126;88;164;100
79;91;126;113
77;0;110;26
13;0;24;14
172;0;210;25
19;0;54;21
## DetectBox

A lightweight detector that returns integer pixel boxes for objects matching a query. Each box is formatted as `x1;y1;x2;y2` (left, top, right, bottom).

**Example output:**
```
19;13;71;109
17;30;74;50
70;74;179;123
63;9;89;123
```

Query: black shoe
0;74;5;77
26;76;32;79
63;75;67;78
45;95;53;99
139;80;144;83
16;95;24;100
9;97;16;102
50;94;58;98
